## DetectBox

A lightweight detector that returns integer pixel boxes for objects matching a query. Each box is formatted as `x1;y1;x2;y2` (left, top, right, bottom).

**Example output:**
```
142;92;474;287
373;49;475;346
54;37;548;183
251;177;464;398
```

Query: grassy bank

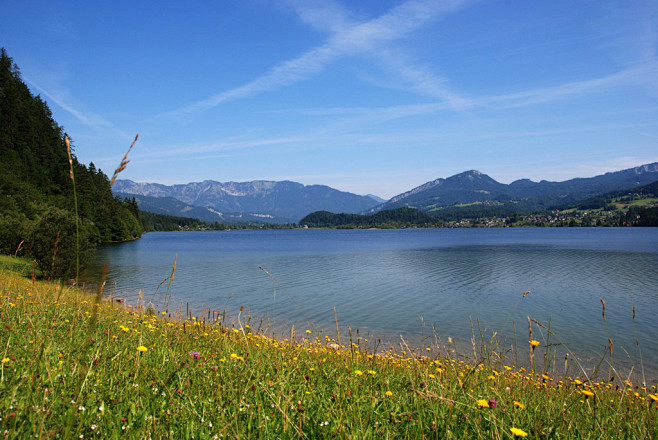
0;265;656;439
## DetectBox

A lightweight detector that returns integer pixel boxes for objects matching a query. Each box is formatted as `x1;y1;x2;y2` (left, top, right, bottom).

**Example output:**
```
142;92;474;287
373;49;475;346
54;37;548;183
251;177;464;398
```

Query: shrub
28;207;94;279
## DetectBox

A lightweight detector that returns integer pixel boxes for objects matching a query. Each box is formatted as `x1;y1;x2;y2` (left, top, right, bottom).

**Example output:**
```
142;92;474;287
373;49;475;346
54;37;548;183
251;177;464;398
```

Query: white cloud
169;0;473;118
23;75;115;129
483;63;658;109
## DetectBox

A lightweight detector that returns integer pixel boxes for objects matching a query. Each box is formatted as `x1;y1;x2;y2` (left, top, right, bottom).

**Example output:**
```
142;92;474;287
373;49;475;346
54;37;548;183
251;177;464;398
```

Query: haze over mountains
113;180;381;224
114;163;658;224
376;163;658;215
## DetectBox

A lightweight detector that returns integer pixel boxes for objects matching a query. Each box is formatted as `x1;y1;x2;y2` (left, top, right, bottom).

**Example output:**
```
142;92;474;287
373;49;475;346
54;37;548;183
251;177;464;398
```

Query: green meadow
0;261;656;439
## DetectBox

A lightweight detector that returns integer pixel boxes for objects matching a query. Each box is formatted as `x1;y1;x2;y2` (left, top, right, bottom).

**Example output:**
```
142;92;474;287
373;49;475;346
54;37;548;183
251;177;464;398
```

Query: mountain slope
113;180;380;223
378;164;658;214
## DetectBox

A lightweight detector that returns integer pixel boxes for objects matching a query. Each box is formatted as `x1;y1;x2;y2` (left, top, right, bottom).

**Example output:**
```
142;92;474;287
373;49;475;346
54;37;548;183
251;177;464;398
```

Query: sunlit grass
0;264;656;439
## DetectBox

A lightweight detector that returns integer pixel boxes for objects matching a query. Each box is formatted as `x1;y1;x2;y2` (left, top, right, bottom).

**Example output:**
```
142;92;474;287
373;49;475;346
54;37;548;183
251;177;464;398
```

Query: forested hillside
300;207;441;228
0;48;142;278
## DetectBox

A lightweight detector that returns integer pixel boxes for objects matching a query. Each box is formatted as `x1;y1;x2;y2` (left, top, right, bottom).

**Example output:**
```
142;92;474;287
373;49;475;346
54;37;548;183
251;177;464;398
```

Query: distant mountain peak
378;162;658;214
366;194;387;204
113;179;380;223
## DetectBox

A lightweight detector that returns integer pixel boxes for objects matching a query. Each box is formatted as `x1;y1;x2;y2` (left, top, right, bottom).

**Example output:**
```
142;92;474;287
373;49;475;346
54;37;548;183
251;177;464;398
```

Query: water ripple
82;228;658;381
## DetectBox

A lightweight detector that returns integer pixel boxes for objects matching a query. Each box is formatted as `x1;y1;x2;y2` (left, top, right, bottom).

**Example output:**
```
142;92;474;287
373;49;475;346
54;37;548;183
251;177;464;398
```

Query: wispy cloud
483;63;658;109
22;75;114;129
169;0;472;117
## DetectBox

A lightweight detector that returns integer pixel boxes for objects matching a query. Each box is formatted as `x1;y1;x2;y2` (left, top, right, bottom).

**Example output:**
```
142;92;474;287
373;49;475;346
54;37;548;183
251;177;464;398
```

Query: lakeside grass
0;265;656;439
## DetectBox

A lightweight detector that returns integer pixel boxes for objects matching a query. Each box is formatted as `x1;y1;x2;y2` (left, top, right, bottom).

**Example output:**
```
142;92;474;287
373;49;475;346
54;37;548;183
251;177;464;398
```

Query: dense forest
0;48;142;278
139;211;226;231
300;207;442;228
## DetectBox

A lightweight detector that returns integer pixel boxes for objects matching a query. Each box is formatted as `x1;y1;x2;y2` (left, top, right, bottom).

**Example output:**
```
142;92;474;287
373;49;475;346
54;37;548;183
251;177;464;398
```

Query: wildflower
354;370;363;376
649;394;658;402
580;390;595;397
476;399;489;408
189;351;200;359
367;370;376;375
1;358;9;364
137;346;148;352
510;427;528;437
385;391;393;397
513;401;525;409
529;340;540;347
488;398;497;408
306;330;312;334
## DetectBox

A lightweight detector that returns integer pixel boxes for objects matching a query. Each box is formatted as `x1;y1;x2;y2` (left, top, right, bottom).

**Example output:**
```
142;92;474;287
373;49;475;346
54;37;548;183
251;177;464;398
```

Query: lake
82;227;658;383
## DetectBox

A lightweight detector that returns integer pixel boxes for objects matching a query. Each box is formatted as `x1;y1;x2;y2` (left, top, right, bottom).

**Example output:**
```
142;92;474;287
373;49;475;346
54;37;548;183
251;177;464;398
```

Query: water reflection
82;228;658;381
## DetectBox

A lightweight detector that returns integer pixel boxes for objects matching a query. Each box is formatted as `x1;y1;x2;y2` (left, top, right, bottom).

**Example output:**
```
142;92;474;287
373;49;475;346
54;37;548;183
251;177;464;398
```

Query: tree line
0;48;142;279
299;207;442;228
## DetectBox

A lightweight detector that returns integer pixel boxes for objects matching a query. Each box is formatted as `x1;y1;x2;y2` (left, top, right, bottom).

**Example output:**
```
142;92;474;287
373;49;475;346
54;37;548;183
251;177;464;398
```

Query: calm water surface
83;228;658;381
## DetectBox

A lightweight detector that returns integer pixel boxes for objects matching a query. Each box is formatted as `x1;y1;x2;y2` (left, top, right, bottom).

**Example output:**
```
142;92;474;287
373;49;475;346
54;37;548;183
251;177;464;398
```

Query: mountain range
375;163;658;215
114;163;658;223
113;180;381;224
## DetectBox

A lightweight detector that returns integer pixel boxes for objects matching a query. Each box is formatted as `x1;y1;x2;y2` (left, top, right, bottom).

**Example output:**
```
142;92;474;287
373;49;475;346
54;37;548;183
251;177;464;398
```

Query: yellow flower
367;370;376;375
476;399;489;408
428;374;436;379
510;427;528;437
580;389;595;397
306;330;312;334
354;370;363;376
647;394;657;402
1;358;10;364
529;340;540;346
385;391;393;397
513;401;525;409
137;346;148;352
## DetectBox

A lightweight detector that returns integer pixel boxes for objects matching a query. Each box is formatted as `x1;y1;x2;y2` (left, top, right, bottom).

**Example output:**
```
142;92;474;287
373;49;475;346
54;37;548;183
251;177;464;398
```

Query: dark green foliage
0;48;143;276
623;206;658;226
29;207;94;279
139;210;217;231
300;207;440;228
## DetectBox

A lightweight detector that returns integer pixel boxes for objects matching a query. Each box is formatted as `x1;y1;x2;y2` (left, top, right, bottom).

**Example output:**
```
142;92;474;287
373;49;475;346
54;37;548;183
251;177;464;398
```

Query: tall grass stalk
0;266;656;438
110;134;139;186
65;136;80;285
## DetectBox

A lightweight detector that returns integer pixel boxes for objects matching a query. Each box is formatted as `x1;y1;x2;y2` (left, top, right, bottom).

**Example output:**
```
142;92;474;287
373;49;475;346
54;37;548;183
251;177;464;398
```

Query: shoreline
1;266;656;438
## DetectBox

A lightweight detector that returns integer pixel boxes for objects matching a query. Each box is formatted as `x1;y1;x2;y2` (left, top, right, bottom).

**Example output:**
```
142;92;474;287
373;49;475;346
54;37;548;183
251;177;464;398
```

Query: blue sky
2;0;657;199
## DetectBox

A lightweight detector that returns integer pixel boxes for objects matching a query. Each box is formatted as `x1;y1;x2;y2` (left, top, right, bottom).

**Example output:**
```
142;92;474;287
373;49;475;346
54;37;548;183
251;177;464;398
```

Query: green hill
0;48;142;278
299;207;440;228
